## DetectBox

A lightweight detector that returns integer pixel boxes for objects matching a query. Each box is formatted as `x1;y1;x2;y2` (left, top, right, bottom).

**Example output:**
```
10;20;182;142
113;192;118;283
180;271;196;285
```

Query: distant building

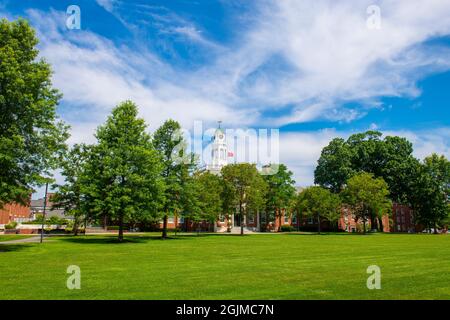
391;203;417;233
30;193;71;220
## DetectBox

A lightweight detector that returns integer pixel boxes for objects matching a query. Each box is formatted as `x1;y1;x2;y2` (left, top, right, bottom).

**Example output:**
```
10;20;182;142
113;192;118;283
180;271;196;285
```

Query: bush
5;221;18;229
280;224;295;232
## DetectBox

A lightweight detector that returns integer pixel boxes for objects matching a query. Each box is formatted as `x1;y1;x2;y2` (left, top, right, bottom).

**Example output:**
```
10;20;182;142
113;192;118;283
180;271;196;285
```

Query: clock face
219;134;224;139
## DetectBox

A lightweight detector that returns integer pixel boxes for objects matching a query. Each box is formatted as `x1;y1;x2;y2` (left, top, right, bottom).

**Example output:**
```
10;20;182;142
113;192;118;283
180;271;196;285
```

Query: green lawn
1;232;449;300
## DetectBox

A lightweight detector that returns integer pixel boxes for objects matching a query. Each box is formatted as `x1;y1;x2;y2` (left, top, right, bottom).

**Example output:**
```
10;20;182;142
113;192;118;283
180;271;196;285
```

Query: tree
315;131;419;204
342;173;392;234
263;164;296;231
314;138;354;193
410;154;450;233
0;18;69;207
153;119;194;239
296;186;341;233
52;144;89;235
82;101;165;241
194;171;224;223
221;163;267;235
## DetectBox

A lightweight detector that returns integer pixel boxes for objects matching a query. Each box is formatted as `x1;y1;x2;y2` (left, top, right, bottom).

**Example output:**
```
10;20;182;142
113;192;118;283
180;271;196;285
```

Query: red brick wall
391;203;417;232
0;202;31;224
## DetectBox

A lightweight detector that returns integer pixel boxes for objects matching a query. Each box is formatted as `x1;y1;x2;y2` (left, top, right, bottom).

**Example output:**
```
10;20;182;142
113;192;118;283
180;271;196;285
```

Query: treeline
53;101;299;240
313;132;450;232
1;19;449;240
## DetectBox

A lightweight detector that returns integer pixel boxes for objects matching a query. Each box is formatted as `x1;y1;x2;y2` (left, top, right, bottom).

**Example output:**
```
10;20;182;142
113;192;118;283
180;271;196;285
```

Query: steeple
207;121;228;175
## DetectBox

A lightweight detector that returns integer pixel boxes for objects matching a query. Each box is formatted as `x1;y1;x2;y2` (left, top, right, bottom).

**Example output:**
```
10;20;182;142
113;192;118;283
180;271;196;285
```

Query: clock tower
207;121;228;175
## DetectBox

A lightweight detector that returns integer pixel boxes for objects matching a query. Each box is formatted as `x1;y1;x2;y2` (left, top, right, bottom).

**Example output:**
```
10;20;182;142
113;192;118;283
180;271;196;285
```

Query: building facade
0;202;31;225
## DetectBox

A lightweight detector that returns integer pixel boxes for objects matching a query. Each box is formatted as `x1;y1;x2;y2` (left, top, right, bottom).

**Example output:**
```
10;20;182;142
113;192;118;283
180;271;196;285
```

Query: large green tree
296;186;341;233
409;154;450;232
52;144;89;235
263;164;296;231
153;119;194;238
0;18;68;207
342;173;392;234
82;101;165;241
314;138;354;193
194;171;224;223
315;131;419;203
221;163;267;235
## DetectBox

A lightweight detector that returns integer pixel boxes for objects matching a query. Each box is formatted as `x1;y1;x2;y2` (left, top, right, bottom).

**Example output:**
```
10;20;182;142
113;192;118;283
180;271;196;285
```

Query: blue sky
2;0;450;194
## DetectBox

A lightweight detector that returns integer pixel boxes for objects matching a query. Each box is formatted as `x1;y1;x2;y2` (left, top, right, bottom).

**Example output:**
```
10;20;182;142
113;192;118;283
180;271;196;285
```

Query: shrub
5;221;18;229
280;224;295;232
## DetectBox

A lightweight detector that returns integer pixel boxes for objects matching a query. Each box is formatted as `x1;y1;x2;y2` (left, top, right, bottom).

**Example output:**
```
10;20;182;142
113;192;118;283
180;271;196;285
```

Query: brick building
391;203;417;233
0;202;31;225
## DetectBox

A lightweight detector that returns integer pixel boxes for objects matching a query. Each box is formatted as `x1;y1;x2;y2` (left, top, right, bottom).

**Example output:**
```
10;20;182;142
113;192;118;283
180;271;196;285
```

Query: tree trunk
265;211;268;231
378;216;384;232
103;214;107;231
317;212;321;235
363;218;367;234
434;222;438;234
162;213;168;239
73;218;79;236
240;201;244;236
118;214;124;242
276;208;281;232
174;210;178;237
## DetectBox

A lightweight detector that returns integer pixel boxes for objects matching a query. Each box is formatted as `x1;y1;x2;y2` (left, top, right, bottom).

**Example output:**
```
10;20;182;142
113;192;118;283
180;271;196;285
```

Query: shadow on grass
57;232;254;244
283;232;377;236
0;244;33;252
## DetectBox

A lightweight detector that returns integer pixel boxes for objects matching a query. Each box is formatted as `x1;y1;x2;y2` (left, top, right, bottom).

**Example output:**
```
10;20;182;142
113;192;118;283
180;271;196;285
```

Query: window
308;217;314;224
292;215;297;224
168;217;174;223
284;215;290;224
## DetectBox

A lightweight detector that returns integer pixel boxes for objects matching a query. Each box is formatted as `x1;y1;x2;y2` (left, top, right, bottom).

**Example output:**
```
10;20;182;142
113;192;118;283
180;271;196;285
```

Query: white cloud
22;1;450;136
279;127;450;186
5;2;450;195
95;0;116;13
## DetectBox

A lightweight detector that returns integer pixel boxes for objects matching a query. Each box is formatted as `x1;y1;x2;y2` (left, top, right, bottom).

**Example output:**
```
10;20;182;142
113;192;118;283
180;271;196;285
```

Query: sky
2;0;450;197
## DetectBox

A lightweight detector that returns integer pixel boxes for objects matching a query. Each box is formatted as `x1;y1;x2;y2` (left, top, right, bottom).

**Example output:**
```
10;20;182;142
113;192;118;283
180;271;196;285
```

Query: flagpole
40;182;49;244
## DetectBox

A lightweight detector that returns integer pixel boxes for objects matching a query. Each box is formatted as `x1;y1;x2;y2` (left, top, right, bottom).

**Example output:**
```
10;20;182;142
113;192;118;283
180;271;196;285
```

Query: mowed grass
1;232;450;300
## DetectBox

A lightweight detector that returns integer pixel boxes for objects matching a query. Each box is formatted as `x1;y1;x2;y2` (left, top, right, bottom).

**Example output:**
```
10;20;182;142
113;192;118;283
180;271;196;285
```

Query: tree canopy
221;163;267;235
315;131;419;203
296;186;341;233
0;18;68;207
341;172;392;234
81;101;165;241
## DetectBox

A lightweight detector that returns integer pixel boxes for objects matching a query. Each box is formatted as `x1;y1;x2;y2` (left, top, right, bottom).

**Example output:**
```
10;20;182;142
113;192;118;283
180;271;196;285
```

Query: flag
228;151;234;157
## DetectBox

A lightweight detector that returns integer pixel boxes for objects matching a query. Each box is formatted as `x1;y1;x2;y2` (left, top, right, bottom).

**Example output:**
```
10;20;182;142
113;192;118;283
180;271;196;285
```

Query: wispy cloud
5;1;450;193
